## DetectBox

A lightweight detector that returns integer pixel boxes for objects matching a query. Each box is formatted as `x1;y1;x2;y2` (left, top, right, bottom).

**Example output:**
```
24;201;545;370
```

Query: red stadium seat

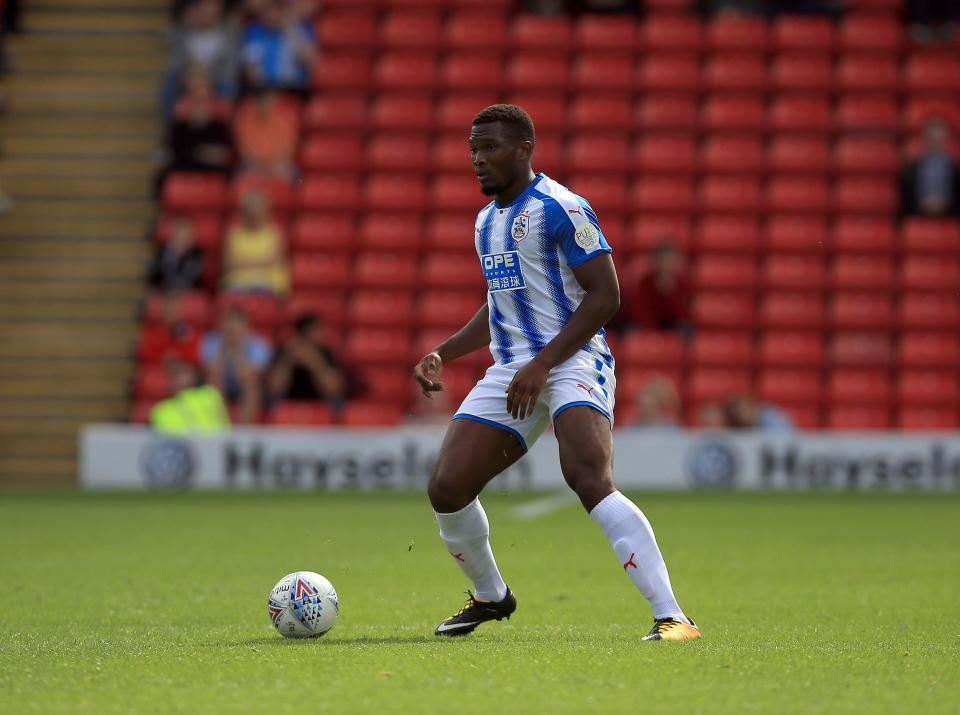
568;134;630;174
622;215;691;254
762;256;825;292
440;53;502;91
760;293;823;329
692;256;757;291
765;216;829;254
898;332;960;369
436;93;499;132
829;293;893;330
898;293;960;330
640;15;702;52
832;217;895;254
829;369;890;405
434;134;471;172
342;401;404;427
758;332;823;367
772;15;834;52
757;369;821;405
836;55;898;93
359;213;422;251
144;290;211;327
510;14;573;49
902;97;960;132
362;367;409;404
135;365;172;401
688;368;751;403
770;54;831;92
430;175;487;212
268;401;336;426
830;255;894;291
833;178;897;214
426;212;478;253
835;96;898;132
317;14;376;49
571;55;634;91
416;291;483;329
701;136;764;174
898;370;959;406
349;291;414;328
364;175;426;212
633;135;697;174
424;253;483;290
644;0;691;12
639;95;698;131
290;214;354;254
703;55;766;93
706;16;768;52
903;53;960;94
303;94;367;132
343;329;411;366
380;11;442;50
568;175;628;214
695;216;760;253
570;94;632;132
444;13;507;51
767;137;830;174
699;177;762;213
286;292;347;328
217;292;280;328
297;174;360;212
574;14;637;51
897;406;958;430
155;213;221;250
353;254;417;290
299;134;362;172
827;405;890;430
901;257;960;292
312;53;372;91
833;137;898;175
691;292;755;329
688;331;753;367
504;93;566;131
901;218;960;254
638;55;700;93
369;93;432;131
230;174;294;215
701;95;765;133
618;331;685;368
839;15;901;52
365;135;429;172
506;54;569;91
766;178;830;214
375;53;437;90
162;173;226;213
830;332;893;368
291;253;351;290
768;96;831;134
631;177;694;213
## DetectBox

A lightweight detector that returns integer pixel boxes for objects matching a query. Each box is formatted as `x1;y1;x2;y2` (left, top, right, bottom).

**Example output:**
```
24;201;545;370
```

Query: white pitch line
511;490;579;520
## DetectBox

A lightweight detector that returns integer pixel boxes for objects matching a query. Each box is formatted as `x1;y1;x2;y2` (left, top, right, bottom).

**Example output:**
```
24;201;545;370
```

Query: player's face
469;122;527;196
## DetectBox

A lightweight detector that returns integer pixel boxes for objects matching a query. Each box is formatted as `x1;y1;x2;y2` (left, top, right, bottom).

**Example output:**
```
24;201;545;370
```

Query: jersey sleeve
548;199;612;269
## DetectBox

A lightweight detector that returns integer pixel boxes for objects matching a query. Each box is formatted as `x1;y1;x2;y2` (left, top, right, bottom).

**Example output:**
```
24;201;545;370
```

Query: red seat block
286;292;347;328
291;253;351;290
691;292;755;329
898;370;959;406
903;97;960;133
571;55;635;91
303;94;367;132
343;330;411;366
436;93;499;131
416;291;482;329
342;400;404;427
901;257;960;292
230;174;294;214
903;53;960;94
760;293;823;329
835;96;898;132
365;175;426;212
570;94;632;132
758;332;823;367
291;214;355;253
423;253;483;289
568;175;627;214
701;96;765;133
829;369;890;405
766;178;829;214
268;401;335;426
618;331;685;368
692;256;757;291
375;52;437;90
135;365;172;401
568;135;630;174
317;14;376;50
640;95;698;131
762;256;825;292
757;369;821;405
574;14;637;51
354;254;417;289
689;331;753;367
768;136;830;174
349;291;414;328
897;406;958;430
510;14;572;49
444;13;506;51
622;215;691;255
145;290;211;326
359;213;422;251
898;293;960;329
440;53;502;91
641;15;702;51
770;54;831;92
638;55;700;92
297;174;359;212
829;293;893;329
830;255;894;291
701;136;764;174
369;93;433;131
217;292;281;327
706;16;768;52
827;405;890;430
839;15;901;53
901;218;960;254
362;367;409;404
365;135;429;172
765;216;829;254
836;55;898;93
688;368;751;403
163;173;226;212
311;53;372;91
832;218;895;254
430;175;487;212
299;134;362;172
506;54;568;90
834;178;897;214
898;332;960;369
703;55;766;92
695;216;760;253
631;177;694;213
634;135;697;174
425;212;477;253
830;332;893;368
772;15;834;52
769;96;831;133
380;11;442;50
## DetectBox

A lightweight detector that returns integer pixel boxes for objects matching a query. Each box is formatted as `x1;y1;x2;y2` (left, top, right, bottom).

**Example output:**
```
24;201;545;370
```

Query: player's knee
427;467;470;513
563;462;614;511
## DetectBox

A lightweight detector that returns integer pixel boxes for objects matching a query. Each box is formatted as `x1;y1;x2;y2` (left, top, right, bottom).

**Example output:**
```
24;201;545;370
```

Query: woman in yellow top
223;190;289;295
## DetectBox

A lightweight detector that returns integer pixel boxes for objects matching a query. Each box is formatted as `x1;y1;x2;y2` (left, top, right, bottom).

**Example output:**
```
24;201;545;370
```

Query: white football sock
435;498;508;602
590;491;689;623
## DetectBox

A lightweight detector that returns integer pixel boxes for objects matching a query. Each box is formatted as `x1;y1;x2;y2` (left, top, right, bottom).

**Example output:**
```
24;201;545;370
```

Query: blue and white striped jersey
473;173;615;367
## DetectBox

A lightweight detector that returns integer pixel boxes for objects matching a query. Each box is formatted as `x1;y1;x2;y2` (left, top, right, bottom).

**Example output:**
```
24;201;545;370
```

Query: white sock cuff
435;498;488;539
589;491;639;534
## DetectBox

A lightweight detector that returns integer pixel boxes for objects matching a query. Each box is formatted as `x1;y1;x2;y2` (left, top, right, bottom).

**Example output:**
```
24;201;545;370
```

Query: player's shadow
217;635;438;648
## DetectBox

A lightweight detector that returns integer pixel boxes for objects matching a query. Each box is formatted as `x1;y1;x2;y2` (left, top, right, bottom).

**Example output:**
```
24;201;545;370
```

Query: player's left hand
506;359;549;420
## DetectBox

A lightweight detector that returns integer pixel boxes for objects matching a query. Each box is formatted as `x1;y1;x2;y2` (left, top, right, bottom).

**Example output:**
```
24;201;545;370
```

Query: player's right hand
413;351;444;398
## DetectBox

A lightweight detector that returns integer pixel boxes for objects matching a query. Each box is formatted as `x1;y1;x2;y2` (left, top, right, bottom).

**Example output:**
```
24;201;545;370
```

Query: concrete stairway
0;0;166;483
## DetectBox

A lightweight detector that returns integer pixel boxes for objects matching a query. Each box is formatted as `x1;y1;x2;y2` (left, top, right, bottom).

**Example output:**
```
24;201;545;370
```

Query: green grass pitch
1;490;958;714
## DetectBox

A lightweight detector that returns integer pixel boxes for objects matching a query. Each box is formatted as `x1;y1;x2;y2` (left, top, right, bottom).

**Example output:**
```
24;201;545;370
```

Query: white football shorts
452;350;616;453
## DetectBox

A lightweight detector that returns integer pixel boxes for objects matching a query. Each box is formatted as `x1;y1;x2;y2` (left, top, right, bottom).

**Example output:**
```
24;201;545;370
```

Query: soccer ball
267;571;339;639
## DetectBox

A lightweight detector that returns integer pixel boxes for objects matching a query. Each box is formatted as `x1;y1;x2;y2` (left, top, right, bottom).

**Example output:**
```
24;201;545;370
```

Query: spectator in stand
626;374;681;428
149;215;205;290
724;393;793;432
201;306;271;423
698;402;728;430
140;291;202;366
900;117;960;218
619;239;692;337
267;313;347;405
151;358;231;435
162;0;239;118
222;190;289;295
234;88;298;179
241;0;316;95
909;0;959;42
167;65;233;174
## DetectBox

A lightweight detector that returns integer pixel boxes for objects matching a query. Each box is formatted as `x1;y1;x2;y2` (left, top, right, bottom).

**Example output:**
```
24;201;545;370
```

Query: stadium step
0;115;156;137
7;33;164;55
0;456;79;484
0;377;129;399
0;238;149;260
0;156;153;178
6;73;158;95
10;52;165;74
3;134;157;158
0;281;142;302
21;10;167;34
0;299;141;322
0;198;154;220
8;175;151;200
8;90;158;115
0;259;144;280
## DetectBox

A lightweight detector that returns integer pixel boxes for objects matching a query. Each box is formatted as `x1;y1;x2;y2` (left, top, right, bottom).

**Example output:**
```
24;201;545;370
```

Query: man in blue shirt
242;1;316;93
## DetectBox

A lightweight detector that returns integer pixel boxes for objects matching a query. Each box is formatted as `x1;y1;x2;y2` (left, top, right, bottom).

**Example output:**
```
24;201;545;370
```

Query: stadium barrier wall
81;426;960;492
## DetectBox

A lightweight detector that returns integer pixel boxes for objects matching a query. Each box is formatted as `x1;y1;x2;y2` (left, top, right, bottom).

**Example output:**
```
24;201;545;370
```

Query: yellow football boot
642;618;701;641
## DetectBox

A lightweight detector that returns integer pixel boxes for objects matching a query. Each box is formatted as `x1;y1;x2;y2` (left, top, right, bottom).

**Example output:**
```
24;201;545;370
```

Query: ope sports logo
480;251;526;292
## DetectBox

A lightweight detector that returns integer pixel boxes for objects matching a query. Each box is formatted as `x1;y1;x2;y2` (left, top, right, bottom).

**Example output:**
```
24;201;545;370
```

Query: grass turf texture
1;491;958;714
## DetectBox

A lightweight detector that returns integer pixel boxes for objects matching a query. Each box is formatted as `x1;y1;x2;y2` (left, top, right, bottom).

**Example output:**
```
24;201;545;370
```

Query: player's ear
516;140;533;162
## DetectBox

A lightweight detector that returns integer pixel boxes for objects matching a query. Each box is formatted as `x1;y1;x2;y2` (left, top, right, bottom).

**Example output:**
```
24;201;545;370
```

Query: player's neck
494;169;537;208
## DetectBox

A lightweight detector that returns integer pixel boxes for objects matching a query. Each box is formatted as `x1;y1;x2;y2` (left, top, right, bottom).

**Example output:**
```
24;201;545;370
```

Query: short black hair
472;104;536;144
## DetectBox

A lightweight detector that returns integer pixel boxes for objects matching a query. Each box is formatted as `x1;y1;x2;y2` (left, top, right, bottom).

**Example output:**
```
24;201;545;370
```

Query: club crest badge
511;213;529;242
